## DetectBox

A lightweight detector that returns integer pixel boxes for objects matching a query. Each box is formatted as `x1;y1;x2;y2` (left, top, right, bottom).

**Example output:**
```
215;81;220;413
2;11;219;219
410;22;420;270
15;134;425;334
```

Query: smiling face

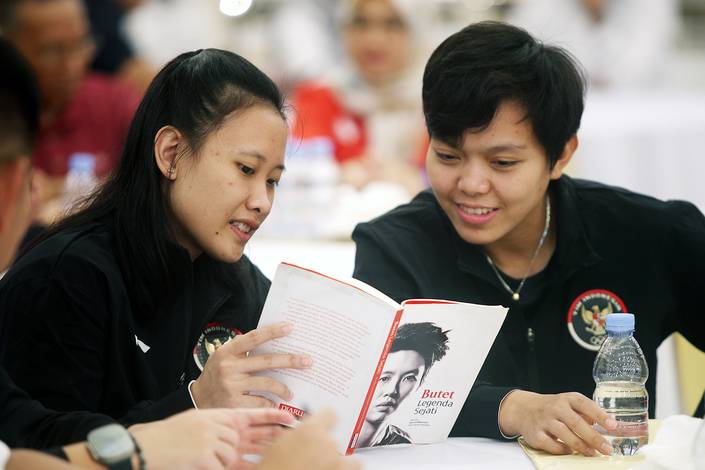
365;349;426;425
344;0;411;85
426;100;571;256
165;104;287;262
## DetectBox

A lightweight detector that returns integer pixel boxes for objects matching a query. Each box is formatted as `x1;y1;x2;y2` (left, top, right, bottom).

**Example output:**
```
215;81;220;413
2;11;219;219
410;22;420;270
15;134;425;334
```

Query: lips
455;203;499;225
228;218;259;242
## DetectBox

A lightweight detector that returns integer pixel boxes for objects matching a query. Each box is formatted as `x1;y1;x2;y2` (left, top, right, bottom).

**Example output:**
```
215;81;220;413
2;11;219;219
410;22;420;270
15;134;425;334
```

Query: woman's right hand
190;322;312;409
498;390;618;456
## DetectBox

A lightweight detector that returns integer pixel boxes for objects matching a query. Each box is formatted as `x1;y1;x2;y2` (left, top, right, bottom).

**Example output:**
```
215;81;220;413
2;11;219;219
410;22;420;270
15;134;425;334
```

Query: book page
252;263;397;451
354;301;507;448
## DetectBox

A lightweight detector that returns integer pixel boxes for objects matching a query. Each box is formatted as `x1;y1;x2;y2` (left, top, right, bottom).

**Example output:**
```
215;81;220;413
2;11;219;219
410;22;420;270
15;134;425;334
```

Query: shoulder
292;81;339;104
565;177;704;230
2;224;120;294
354;189;449;248
385;424;412;444
76;74;140;112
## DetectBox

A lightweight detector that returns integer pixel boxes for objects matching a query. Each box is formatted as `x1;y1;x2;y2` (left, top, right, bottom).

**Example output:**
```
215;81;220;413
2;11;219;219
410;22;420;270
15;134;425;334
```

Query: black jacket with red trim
352;175;705;439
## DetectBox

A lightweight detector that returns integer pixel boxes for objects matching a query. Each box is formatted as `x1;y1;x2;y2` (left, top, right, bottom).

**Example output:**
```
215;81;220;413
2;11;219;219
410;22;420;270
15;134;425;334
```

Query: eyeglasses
34;36;96;67
347;15;407;34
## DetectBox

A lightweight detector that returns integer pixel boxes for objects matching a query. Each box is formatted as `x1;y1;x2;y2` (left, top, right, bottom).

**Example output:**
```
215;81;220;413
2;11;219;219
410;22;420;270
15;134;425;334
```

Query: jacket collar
447;175;601;290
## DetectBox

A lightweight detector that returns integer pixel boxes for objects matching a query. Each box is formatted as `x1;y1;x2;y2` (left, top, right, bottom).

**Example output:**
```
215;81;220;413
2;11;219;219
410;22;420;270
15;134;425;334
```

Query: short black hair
0;36;40;165
391;322;449;378
422;21;586;168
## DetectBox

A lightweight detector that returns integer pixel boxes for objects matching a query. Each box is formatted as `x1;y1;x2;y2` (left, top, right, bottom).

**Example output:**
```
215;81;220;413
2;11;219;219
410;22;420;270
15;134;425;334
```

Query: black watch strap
129;433;146;470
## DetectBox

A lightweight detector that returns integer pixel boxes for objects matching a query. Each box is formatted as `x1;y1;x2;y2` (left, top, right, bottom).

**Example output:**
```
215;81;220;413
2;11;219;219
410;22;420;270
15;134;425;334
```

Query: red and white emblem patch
567;289;628;351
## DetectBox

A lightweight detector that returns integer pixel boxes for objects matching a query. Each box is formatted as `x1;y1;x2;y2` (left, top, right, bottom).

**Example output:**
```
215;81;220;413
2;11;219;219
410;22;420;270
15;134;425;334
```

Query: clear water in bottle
593;313;649;456
593;381;649;455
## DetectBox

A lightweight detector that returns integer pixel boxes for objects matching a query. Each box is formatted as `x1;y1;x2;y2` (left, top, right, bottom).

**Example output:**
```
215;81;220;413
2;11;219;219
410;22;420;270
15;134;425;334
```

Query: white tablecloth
354;438;532;469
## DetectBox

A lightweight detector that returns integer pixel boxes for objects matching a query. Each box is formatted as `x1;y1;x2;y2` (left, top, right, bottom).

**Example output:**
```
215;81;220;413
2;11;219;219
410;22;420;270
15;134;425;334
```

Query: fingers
225;323;293;355
236;395;277;409
300;408;337;431
232;376;292;401
529;432;572;455
236;353;312;373
233;408;297;427
546;420;595;456
570;393;617;431
242;424;286;445
212;439;239;470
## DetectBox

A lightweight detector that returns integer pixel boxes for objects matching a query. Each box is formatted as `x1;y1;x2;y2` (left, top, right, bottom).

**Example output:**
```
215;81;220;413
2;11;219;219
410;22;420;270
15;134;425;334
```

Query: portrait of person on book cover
357;322;449;448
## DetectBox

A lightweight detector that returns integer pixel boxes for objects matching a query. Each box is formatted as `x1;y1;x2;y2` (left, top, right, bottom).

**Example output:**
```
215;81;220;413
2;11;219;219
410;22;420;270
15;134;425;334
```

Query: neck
484;196;555;279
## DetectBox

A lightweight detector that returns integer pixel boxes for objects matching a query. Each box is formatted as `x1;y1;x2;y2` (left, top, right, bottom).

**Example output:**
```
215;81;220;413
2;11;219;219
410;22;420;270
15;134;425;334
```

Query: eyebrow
482;144;526;155
432;142;526;155
238;150;286;171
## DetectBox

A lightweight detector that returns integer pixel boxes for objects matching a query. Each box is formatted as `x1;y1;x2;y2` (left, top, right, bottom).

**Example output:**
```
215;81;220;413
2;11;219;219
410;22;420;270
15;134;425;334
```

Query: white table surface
353;438;532;469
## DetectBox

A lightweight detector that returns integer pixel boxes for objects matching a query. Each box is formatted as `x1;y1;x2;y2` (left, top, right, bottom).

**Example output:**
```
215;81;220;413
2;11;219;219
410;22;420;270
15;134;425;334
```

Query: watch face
87;424;134;464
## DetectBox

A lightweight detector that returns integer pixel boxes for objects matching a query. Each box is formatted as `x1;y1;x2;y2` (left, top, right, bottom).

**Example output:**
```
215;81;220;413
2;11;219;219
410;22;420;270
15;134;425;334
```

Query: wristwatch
86;424;137;470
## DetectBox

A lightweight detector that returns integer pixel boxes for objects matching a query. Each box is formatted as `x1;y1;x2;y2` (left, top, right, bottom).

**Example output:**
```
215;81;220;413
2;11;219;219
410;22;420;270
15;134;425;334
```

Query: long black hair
37;48;285;316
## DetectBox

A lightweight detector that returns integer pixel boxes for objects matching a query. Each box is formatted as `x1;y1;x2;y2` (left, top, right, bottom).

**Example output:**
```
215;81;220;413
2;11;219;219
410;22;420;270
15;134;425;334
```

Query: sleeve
352;222;419;303
670;201;705;351
1;266;193;434
2;276;109;414
450;383;518;440
0;368;114;449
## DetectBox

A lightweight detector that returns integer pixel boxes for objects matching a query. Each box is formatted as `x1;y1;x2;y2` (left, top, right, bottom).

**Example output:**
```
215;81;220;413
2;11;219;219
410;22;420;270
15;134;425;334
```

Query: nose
245;180;273;217
458;162;491;196
381;379;400;398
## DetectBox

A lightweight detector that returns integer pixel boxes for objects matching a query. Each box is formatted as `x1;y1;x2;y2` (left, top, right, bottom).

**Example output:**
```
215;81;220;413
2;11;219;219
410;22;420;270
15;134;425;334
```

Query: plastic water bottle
63;153;98;212
592;313;649;456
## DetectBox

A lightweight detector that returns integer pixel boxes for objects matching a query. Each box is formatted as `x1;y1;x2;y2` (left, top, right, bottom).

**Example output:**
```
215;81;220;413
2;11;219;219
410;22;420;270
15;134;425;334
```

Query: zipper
527;327;540;390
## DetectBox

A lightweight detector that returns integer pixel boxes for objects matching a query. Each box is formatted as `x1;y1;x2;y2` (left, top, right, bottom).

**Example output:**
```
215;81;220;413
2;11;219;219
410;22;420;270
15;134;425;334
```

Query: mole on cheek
215;231;220;235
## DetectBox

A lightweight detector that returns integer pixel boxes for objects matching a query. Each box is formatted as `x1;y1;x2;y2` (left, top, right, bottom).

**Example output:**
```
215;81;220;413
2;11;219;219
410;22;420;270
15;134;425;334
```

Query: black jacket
353;176;705;440
0;367;113;449
0;221;269;443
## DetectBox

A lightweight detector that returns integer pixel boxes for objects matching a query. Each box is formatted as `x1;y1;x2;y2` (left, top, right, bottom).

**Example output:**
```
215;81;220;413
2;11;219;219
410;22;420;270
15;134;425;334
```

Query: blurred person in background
83;0;155;93
0;0;140;224
290;0;431;195
508;0;679;89
0;36;357;470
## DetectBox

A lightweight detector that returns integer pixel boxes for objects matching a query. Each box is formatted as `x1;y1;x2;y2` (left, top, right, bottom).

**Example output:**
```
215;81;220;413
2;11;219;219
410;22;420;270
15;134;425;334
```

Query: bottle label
566;289;628;351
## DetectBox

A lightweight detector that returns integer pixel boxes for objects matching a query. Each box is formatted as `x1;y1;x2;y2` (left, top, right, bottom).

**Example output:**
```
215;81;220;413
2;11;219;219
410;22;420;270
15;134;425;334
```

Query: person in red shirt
1;0;140;222
290;0;428;194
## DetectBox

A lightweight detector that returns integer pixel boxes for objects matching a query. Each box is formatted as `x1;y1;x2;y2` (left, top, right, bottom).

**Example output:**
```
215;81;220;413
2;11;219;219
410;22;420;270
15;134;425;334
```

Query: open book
252;262;507;455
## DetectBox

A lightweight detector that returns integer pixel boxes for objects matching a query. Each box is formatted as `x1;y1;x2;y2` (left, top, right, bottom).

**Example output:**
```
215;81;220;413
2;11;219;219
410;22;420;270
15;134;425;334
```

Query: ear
0;158;30;233
154;126;185;180
549;134;578;180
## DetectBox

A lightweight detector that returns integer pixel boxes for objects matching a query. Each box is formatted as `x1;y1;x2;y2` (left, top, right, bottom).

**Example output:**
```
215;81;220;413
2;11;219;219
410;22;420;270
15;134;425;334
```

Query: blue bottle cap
68;153;96;172
605;313;635;332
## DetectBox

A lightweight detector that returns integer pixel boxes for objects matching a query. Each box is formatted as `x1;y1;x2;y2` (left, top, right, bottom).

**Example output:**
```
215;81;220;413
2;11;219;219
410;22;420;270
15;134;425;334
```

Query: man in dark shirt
353;21;705;457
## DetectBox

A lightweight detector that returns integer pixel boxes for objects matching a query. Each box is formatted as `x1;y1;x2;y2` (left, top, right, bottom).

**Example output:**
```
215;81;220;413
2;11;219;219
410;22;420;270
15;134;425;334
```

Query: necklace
485;196;551;302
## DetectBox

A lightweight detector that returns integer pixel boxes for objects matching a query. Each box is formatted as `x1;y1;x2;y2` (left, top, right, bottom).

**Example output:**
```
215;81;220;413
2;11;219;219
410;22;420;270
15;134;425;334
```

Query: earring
167;165;175;180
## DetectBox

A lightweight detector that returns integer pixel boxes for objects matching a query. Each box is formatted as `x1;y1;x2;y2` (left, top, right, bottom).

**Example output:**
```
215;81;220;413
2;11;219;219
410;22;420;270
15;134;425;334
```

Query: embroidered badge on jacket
193;323;241;371
567;289;628;351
